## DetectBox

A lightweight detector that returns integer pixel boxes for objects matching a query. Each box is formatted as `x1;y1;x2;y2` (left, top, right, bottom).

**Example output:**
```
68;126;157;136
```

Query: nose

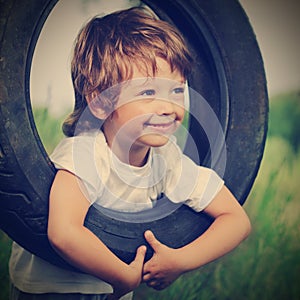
156;99;175;116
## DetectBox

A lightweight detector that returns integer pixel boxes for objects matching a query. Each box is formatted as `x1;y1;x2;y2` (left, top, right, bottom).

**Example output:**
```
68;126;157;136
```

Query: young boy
9;7;251;300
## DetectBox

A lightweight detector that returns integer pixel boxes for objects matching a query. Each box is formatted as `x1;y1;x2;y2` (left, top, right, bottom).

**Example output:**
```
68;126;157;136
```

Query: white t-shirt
50;131;224;212
9;130;223;295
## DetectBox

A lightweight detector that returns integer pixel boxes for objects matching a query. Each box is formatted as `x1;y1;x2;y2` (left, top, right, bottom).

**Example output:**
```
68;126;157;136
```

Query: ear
86;92;109;120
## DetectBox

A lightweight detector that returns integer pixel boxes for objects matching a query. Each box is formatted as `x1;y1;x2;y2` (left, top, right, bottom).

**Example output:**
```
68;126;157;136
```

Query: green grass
1;91;300;300
32;107;66;154
268;91;300;152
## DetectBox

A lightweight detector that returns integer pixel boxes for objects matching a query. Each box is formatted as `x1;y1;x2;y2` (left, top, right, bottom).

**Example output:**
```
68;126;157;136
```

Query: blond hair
63;6;192;136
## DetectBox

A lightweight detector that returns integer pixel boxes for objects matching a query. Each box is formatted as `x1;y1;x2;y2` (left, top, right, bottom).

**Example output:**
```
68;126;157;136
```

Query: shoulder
49;130;108;204
50;130;109;184
50;130;106;166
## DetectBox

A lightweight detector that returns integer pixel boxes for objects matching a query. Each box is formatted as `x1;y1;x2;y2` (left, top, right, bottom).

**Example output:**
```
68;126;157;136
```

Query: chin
139;134;170;147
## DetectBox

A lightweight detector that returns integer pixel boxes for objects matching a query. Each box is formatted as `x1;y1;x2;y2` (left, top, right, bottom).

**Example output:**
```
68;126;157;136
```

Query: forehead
130;57;185;82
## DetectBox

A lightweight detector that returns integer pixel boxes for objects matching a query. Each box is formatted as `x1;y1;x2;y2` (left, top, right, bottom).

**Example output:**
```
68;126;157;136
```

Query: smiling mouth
143;121;176;133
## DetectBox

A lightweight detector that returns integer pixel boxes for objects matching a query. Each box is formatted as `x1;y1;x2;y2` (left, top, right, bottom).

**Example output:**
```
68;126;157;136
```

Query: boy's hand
143;230;183;290
110;245;146;299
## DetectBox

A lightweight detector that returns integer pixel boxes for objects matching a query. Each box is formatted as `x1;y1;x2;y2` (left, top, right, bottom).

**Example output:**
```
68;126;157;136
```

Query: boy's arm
143;185;251;290
48;170;146;298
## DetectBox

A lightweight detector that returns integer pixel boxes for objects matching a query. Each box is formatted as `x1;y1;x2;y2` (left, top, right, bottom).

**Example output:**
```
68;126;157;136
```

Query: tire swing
0;0;268;269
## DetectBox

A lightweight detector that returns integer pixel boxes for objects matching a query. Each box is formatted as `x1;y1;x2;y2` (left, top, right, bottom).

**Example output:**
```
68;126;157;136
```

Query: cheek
113;104;134;121
114;106;148;129
177;107;186;122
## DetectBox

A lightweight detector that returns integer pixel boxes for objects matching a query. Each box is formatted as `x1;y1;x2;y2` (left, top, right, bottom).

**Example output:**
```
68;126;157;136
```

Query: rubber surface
0;0;268;269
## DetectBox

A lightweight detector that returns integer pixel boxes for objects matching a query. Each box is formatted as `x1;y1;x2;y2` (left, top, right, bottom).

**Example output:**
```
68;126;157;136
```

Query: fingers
133;245;147;265
142;255;153;276
147;280;163;290
143;271;152;282
146;280;169;291
144;230;161;252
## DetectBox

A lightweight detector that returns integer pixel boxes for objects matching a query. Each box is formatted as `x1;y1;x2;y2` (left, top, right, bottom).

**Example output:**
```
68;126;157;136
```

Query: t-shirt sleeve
183;165;224;211
162;139;224;212
50;136;101;204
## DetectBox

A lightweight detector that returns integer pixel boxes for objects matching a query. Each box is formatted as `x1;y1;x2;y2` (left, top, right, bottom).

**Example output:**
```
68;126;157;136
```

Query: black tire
0;0;268;268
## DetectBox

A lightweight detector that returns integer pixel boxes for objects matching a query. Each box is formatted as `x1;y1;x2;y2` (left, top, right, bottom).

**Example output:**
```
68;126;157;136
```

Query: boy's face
103;58;186;152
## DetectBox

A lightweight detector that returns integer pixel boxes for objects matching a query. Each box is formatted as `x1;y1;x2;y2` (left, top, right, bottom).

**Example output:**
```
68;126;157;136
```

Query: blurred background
1;0;299;299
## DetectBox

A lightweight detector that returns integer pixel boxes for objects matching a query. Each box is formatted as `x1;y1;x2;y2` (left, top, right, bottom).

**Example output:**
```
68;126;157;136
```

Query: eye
140;89;156;97
172;87;185;94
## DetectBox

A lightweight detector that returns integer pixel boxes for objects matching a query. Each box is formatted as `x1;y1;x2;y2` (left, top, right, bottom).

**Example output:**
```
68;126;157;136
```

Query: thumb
132;245;147;266
144;230;161;252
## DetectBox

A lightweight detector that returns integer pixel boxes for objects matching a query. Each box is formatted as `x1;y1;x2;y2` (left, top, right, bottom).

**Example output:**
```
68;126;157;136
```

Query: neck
102;124;150;167
112;141;150;167
128;144;150;167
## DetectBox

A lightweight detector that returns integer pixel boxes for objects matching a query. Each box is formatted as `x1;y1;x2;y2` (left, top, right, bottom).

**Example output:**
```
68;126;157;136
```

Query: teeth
146;122;173;127
146;118;175;126
155;123;170;126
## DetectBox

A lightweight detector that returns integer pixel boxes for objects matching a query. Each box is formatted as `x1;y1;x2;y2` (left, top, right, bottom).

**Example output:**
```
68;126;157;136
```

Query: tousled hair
63;6;193;136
